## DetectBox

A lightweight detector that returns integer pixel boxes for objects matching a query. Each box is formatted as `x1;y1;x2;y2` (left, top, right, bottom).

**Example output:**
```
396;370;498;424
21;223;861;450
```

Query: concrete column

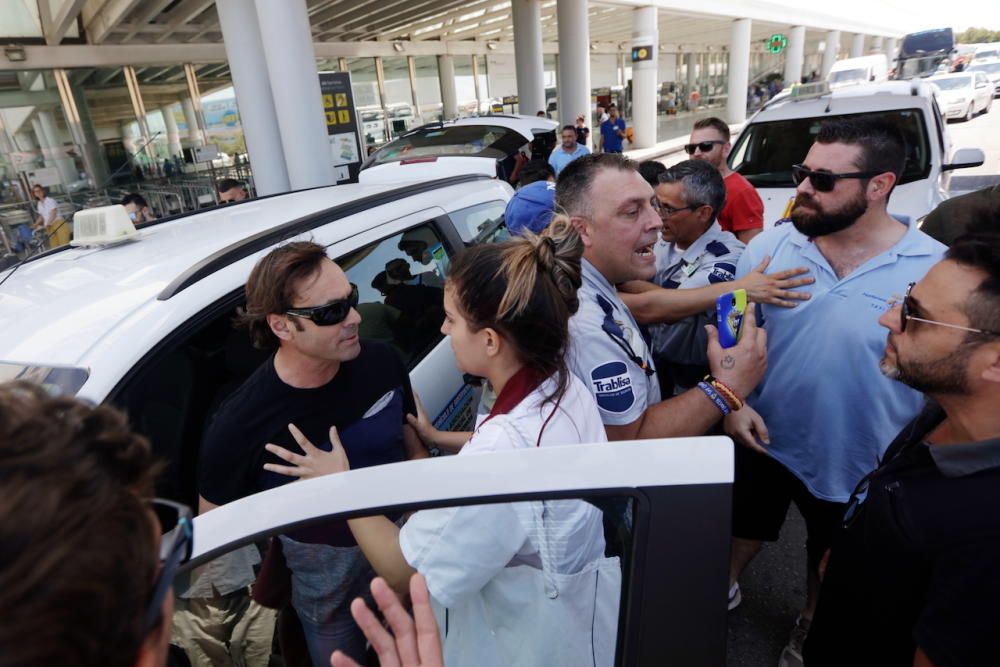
181;97;203;147
253;0;335;190
39;110;77;185
630;6;658;149
216;0;290;195
851;33;865;58
886;37;898;66
471;55;482;113
686;53;696;94
727;18;752;126
557;0;591;133
871;35;884;54
821;30;841;78
511;0;545;116
160;105;182;158
64;76;110;187
407;56;422;123
437;55;459;119
785;25;806;86
30;118;50;168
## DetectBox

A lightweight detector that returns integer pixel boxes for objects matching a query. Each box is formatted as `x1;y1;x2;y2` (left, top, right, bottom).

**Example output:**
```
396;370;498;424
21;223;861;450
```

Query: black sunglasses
286;284;359;326
791;164;882;192
683;140;726;155
900;282;1000;336
143;499;194;632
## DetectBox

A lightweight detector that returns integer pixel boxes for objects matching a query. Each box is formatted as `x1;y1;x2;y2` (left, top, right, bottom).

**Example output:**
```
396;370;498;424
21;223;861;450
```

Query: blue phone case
716;289;747;348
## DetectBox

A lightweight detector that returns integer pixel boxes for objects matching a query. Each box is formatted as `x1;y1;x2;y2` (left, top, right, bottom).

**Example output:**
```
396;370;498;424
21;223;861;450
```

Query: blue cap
505;181;556;236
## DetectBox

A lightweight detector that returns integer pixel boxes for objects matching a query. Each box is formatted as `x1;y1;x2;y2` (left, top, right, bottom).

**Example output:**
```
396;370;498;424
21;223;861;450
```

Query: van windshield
362;125;526;167
729;109;931;188
829;68;867;84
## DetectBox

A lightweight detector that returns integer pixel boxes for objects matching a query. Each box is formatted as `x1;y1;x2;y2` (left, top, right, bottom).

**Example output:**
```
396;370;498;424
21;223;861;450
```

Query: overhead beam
83;0;145;44
0;89;61;109
119;0;177;42
153;0;215;44
47;0;88;45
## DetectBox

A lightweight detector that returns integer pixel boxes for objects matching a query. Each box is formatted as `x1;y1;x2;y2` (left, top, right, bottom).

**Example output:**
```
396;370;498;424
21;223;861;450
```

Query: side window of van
449;200;510;245
336;223;449;369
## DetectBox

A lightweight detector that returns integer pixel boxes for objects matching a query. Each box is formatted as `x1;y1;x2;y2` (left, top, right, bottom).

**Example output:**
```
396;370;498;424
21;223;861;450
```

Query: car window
969;62;1000;74
0;361;89;396
171;495;637;666
337;223;448;369
730;108;932;187
829;68;866;84
448;199;510;245
363;125;525;167
931;76;971;91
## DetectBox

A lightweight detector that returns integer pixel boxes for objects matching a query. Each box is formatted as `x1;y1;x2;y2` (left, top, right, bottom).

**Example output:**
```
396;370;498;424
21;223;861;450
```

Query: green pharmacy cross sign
768;33;788;54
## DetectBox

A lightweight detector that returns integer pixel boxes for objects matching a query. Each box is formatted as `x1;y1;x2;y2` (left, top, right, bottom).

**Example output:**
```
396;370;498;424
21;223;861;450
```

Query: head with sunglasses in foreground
0;381;185;667
805;230;1000;666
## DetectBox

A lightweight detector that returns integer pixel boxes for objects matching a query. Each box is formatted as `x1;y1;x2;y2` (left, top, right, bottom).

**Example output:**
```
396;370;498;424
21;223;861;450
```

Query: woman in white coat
265;219;620;667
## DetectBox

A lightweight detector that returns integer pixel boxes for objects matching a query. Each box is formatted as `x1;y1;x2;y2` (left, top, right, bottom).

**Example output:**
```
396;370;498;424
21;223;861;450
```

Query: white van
827;54;889;89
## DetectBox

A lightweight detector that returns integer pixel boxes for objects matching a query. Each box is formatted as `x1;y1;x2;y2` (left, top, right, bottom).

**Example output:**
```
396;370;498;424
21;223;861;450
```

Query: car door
175;437;736;666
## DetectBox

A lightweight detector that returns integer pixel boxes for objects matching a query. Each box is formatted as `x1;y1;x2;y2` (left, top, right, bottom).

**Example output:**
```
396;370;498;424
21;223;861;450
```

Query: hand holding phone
716;289;748;349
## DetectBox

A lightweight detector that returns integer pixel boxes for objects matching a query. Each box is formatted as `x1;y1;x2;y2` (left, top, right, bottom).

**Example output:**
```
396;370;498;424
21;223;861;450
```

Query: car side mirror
942;147;985;171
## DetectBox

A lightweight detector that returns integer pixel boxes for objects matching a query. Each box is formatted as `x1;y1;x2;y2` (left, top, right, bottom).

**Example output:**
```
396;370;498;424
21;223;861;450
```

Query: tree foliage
957;28;1000;44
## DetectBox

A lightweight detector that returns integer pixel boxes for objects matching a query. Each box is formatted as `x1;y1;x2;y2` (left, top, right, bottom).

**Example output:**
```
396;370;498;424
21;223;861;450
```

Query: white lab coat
399;374;621;667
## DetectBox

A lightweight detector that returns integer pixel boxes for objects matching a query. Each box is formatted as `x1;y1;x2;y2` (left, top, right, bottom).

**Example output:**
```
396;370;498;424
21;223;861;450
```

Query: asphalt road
723;97;999;667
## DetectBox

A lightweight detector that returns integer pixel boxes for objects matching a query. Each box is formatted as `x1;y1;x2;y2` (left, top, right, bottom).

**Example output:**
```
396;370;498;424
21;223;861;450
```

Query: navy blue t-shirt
198;340;415;545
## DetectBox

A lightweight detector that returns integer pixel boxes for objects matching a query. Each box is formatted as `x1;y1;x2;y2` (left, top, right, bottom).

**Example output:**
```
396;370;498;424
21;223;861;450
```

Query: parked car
964;61;1000;98
0;175;514;506
728;80;985;227
928;72;994;121
359;114;559;184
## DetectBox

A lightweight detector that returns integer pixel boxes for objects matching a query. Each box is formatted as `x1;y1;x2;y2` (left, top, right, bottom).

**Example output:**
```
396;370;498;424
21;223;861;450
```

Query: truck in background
827;54;889;89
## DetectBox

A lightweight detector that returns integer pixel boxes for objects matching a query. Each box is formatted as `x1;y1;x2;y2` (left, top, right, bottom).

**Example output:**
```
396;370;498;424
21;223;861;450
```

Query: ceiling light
486;41;498;50
4;45;26;62
392;42;405;52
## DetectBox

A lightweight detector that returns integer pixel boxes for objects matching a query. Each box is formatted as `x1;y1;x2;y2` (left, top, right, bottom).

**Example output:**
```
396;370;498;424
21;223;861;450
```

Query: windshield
363;125;526;167
729;109;931;188
0;362;89;396
829;69;867;84
930;76;971;91
970;62;1000;74
975;50;999;60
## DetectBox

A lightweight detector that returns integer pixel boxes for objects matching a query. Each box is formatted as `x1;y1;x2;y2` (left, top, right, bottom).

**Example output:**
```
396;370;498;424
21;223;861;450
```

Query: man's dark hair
216;178;247;195
120;192;148;208
659;159;727;224
518;160;555;188
816;118;906;194
238;241;329;348
0;382;161;667
555;152;638;217
945;230;1000;339
921;185;1000;246
561;124;576;134
692;116;731;142
638;160;667;187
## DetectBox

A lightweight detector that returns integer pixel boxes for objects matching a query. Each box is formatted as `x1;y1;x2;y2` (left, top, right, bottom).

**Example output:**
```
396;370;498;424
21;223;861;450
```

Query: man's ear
722;142;732;161
868;172;897;201
977;343;1000;385
267;313;294;341
570;216;594;249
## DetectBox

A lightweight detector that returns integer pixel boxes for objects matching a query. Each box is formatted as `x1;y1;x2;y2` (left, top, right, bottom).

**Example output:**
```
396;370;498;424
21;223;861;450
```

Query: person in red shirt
685;117;764;244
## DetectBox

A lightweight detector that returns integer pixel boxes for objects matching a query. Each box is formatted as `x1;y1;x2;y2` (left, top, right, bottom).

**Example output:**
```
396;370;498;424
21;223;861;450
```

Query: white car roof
0;177;502;368
752;80;937;122
443;113;558;137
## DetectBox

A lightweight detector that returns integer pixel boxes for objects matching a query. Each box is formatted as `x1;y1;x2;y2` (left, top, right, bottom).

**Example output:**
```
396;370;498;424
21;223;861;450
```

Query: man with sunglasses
197;241;426;665
804;232;1000;666
727;118;945;666
686;117;764;245
0;381;189;667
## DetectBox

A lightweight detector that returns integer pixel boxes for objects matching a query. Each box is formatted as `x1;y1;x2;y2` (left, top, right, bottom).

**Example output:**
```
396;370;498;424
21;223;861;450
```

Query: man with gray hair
645;160;744;396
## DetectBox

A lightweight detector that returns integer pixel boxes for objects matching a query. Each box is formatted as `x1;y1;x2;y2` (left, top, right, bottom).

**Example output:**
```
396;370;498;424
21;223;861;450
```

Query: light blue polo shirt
548;143;590;175
736;221;946;502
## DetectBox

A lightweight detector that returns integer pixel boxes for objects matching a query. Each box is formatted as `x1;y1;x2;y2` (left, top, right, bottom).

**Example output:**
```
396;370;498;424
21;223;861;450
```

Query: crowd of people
1;111;998;667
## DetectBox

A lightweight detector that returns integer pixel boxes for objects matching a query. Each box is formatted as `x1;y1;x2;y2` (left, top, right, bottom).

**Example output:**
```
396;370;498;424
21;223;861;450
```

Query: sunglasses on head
791;164;882;192
683;140;726;155
285;284;359;326
143;499;193;633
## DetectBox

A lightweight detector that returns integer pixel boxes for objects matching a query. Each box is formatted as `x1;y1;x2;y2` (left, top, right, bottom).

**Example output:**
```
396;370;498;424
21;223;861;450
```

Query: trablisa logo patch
590;361;634;413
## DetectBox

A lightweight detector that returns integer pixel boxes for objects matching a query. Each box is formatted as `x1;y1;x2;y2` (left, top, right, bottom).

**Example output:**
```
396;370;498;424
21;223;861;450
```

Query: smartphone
716;289;748;349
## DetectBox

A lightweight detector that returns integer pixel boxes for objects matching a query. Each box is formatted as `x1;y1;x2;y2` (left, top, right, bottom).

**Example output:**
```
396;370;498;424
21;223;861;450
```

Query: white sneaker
728;582;742;611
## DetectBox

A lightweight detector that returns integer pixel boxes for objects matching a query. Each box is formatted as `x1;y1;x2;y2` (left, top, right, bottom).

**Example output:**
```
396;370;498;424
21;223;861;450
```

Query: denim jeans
296;603;367;667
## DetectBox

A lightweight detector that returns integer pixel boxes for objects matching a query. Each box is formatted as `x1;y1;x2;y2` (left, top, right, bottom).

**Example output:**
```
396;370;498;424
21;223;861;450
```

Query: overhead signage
192;144;220;163
319;71;363;184
768;33;788;54
502;95;519;105
631;45;653;63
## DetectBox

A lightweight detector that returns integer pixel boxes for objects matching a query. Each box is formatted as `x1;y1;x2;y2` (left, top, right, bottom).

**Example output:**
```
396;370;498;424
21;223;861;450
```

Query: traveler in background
265;221;620;667
638;160;666;188
0;382;184;667
217;178;250;204
505;180;556;236
599;105;627;154
729;118;946;667
686;117;765;244
121;193;156;223
30;184;70;248
805;231;1000;666
548;125;590;176
516;160;555;188
574;114;591;147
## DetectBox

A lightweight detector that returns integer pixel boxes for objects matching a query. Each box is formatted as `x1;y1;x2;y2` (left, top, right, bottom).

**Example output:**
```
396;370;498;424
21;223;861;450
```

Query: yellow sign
338;110;350;124
325;111;337;125
322;94;334;108
335;93;348;107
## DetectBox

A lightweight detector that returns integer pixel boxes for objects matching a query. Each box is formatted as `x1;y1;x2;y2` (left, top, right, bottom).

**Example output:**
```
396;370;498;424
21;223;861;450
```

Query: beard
790;189;868;237
879;343;973;395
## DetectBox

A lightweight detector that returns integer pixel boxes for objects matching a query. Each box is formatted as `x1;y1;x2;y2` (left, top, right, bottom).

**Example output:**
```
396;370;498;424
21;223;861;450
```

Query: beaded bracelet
697;381;731;416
